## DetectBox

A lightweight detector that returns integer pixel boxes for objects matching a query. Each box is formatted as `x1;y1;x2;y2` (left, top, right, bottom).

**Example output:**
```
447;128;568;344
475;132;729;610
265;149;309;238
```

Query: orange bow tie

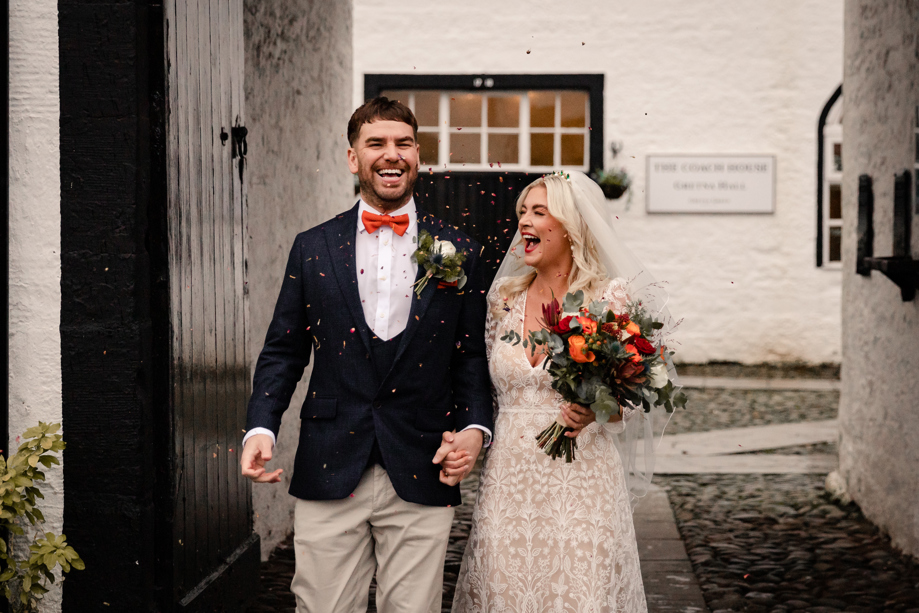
361;210;410;236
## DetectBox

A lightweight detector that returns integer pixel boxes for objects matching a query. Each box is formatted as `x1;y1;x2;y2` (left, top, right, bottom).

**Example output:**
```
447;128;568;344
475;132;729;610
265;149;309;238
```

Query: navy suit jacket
246;203;494;507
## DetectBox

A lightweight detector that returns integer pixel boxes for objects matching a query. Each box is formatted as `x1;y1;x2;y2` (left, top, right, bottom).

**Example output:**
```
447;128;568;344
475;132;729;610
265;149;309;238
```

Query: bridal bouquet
501;290;686;462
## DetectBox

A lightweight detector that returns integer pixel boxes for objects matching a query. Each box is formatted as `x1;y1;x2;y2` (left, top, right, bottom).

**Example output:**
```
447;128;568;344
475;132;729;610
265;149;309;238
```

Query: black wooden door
414;171;533;287
163;1;257;609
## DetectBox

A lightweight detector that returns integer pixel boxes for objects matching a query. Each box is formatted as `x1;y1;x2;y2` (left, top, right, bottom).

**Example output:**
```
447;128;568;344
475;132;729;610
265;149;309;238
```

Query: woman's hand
561;403;596;438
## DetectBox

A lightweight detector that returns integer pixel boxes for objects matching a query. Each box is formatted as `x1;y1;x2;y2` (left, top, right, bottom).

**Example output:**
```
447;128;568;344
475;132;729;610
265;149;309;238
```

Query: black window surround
364;73;605;172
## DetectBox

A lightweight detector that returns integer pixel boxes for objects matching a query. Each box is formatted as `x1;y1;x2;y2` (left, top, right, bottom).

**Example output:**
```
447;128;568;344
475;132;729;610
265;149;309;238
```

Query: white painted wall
8;1;62;610
353;0;845;364
838;0;919;559
244;0;354;558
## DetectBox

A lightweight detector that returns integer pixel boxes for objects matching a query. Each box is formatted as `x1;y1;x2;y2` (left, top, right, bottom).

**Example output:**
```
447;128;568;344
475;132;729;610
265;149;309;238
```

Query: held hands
240;433;284;484
432;429;483;486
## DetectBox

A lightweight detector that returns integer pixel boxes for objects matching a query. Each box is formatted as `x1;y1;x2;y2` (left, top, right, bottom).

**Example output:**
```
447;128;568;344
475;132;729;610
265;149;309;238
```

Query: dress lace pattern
452;279;647;613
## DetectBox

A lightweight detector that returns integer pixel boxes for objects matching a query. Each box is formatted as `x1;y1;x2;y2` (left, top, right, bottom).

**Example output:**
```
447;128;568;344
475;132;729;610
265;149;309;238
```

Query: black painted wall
59;1;169;610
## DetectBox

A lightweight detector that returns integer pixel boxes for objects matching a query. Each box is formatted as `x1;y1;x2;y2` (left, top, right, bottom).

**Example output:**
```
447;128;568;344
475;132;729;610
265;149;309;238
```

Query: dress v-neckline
520;286;544;370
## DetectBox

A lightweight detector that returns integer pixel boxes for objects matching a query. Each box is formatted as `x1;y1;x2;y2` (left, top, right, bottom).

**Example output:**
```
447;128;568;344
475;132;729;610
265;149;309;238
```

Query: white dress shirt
244;198;490;450
355;199;417;341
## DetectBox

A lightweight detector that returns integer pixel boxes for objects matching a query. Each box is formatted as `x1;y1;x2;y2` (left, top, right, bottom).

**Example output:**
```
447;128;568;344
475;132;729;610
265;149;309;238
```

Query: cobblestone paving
661;474;919;612
676;363;840;380
660;388;839;436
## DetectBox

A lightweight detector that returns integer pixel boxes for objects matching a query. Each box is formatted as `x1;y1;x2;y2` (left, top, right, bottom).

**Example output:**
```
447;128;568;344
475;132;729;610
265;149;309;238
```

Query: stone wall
8;1;62;610
353;0;845;364
244;0;354;559
839;0;919;558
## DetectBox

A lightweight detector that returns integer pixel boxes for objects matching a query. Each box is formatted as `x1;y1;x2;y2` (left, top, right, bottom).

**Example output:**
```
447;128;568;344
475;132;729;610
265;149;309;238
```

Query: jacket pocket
301;397;337;419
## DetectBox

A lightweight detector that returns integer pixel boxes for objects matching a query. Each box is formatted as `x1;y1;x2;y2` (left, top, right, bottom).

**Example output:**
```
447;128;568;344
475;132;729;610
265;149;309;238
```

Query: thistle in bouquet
501;290;687;462
411;230;468;296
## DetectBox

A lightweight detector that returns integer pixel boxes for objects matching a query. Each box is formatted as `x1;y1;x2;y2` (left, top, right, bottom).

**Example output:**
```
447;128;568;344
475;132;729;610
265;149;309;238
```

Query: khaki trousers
291;465;455;613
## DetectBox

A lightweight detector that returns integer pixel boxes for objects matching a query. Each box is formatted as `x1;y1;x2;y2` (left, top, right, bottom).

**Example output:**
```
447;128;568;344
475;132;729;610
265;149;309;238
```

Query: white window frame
393;90;590;173
822;104;843;268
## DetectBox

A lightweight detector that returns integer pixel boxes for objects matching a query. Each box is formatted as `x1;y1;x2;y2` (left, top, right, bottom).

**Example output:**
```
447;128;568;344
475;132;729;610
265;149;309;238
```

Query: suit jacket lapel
323;203;374;357
393;211;445;365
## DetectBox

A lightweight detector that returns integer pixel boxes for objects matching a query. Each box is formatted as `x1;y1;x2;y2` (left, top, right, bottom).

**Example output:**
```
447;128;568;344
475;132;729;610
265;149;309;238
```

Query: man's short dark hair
347;97;418;146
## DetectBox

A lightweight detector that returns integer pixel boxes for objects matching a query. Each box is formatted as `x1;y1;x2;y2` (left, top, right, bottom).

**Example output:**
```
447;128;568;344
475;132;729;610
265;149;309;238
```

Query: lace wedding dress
452;279;647;613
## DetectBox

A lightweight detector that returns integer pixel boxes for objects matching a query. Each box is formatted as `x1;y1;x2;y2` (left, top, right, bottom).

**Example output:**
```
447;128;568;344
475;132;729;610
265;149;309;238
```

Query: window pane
529;91;555;128
829;226;842;262
450;133;481;163
450;94;482;127
530;133;554;166
380;90;409;105
561;134;585;166
833;143;842;172
488;95;520;128
417;132;439;166
488;133;518;164
560;91;587;128
414;91;439;127
829;184;842;219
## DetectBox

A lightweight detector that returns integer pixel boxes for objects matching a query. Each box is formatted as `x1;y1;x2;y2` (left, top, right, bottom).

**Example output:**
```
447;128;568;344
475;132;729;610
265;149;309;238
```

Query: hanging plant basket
600;183;628;200
591;167;631;200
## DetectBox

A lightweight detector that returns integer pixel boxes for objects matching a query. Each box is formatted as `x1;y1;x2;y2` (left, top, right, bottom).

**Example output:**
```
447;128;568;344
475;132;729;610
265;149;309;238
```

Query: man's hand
432;429;483;486
240;433;283;483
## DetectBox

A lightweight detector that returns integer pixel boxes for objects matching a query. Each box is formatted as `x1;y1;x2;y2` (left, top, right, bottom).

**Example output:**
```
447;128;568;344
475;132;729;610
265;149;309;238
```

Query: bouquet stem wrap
535;412;577;462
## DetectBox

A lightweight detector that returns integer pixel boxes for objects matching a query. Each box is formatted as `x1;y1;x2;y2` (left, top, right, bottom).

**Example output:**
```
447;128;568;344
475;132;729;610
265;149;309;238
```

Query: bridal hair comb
546;170;571;182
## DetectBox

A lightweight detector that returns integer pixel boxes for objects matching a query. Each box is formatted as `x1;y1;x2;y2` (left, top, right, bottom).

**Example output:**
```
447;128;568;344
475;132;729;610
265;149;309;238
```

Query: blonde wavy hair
492;174;609;317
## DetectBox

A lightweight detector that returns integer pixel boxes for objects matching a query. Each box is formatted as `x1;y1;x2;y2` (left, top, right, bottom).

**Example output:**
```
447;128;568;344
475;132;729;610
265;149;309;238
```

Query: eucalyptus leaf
561;290;584;315
588;300;608;317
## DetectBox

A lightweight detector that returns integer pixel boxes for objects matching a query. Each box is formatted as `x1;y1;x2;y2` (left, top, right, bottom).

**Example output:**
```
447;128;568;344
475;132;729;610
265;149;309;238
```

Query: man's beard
358;163;418;212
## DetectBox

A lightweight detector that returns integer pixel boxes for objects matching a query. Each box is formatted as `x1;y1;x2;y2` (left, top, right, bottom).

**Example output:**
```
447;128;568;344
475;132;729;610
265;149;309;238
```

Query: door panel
164;0;253;606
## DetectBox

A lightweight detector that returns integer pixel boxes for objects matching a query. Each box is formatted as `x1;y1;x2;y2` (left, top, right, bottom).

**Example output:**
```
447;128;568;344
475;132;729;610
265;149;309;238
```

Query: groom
240;97;493;612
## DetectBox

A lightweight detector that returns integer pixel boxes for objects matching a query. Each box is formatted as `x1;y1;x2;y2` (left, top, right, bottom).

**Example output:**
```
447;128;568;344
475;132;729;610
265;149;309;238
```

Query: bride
447;170;672;612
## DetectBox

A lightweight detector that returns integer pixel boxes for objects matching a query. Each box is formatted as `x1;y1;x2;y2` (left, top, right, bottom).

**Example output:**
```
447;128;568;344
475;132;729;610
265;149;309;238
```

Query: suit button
373;401;381;409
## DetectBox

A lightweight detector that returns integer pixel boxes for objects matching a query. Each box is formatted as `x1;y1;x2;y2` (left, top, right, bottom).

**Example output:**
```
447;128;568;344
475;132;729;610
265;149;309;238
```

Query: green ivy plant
0;422;83;611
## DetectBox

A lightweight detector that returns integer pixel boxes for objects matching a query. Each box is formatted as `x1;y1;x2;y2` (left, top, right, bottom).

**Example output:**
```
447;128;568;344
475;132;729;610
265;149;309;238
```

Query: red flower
633;337;655;355
551;315;574;334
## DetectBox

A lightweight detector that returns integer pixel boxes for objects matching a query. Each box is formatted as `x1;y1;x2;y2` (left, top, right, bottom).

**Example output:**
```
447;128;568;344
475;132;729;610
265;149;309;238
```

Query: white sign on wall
646;155;776;213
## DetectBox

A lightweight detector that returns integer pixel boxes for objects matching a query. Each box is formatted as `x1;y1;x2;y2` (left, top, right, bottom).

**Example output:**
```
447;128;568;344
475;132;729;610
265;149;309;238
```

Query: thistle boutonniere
411;230;468;296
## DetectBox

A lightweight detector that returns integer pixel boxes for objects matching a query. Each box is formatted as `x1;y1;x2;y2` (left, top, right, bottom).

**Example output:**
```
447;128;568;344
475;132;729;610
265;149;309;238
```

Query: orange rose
625;344;643;363
568;335;596;363
576;316;598;335
624;321;641;339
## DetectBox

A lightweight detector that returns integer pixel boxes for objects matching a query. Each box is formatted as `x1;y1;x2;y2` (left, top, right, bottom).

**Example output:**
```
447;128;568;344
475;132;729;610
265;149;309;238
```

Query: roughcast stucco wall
353;0;845;364
8;0;63;610
838;0;919;559
244;0;354;558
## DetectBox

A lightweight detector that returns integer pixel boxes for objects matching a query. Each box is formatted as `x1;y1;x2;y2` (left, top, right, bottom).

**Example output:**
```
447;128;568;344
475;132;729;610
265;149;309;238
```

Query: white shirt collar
357;198;417;235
